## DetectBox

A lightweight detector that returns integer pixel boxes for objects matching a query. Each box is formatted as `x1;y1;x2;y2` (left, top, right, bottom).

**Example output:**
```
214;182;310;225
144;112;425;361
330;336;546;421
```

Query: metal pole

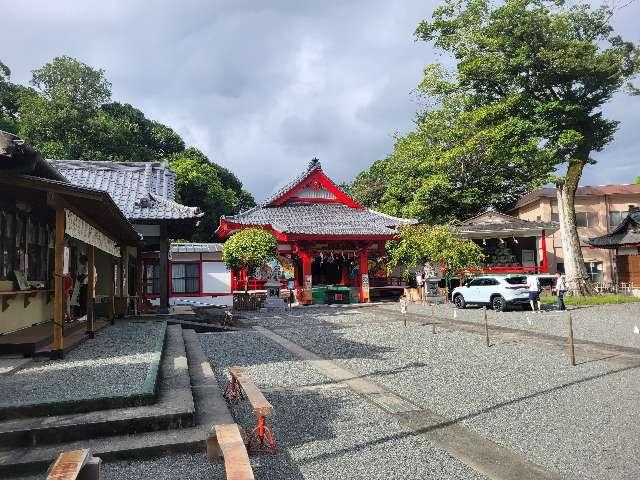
567;311;576;366
483;307;490;347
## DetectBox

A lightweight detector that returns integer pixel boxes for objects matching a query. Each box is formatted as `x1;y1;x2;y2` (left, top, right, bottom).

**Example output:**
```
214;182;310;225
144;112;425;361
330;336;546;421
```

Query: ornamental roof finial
308;157;321;170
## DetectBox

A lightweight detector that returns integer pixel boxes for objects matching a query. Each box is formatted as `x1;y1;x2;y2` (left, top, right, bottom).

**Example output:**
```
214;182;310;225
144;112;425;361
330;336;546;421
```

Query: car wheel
453;294;466;309
491;295;506;312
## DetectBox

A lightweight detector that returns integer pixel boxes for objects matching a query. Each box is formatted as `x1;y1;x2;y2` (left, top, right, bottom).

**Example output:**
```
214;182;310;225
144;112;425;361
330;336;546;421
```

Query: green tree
222;228;277;292
635;176;640;185
387;224;485;291
0;61;21;134
350;89;555;222
413;0;639;294
18;56;112;159
167;148;255;241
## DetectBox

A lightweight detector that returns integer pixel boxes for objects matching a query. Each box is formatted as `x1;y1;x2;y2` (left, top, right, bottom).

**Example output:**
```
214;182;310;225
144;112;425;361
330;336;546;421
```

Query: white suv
451;275;530;312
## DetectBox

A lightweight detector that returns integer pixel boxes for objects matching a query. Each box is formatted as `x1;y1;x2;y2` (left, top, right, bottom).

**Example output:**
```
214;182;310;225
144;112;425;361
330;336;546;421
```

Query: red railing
234;279;268;291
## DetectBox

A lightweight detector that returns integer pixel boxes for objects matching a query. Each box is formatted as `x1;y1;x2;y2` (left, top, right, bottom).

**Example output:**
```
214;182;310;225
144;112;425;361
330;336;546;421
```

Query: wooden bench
223;366;277;454
208;423;255;480
46;449;101;480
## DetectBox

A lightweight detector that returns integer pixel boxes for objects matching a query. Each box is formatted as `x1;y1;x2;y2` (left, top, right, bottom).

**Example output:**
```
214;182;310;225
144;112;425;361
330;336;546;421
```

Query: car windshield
504;276;527;285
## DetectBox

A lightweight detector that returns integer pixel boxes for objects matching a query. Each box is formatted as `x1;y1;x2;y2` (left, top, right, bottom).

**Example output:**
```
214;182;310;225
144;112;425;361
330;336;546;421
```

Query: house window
556;262;565;274
145;263;160;295
608;211;628;227
172;263;200;294
551;212;559;223
584;261;603;282
575;212;598;228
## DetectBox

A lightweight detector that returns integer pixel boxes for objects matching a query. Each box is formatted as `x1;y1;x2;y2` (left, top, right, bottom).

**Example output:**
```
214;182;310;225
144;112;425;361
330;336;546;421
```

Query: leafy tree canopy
3;55;254;242
387;224;485;281
0;61;21;134
222;228;277;291
167;148;255;241
350;0;639;227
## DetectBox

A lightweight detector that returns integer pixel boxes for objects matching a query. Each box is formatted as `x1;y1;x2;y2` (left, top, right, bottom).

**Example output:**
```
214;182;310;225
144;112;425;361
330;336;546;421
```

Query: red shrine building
216;159;416;304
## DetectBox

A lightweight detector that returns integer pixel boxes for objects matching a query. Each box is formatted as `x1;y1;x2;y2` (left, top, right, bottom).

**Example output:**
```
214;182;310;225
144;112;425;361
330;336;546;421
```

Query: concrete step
0;424;207;476
167;317;236;333
0;324;194;448
0;327;235;477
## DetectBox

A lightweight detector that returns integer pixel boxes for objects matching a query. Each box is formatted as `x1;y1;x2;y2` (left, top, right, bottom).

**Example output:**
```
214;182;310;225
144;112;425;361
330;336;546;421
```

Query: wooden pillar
159;224;169;314
52;207;65;359
359;250;370;303
540;229;549;273
87;245;95;337
301;251;312;305
119;247;125;318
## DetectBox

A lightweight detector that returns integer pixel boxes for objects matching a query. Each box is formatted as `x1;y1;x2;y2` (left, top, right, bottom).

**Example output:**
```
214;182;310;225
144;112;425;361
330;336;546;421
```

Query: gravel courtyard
0;320;165;408
240;305;640;480
199;329;487;480
381;301;640;349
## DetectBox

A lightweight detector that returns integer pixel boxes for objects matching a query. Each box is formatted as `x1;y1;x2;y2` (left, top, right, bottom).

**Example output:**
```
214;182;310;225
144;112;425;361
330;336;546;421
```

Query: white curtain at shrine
65;209;120;257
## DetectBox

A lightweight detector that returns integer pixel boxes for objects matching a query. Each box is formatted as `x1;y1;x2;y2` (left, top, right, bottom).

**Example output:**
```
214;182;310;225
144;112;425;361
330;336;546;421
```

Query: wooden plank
229;366;273;417
215;423;255;480
47;448;90;480
53;207;65;353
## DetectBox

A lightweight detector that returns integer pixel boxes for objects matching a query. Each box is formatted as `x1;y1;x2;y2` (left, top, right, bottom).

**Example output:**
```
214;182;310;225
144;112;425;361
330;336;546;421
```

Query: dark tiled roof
226;203;415;236
589;210;640;247
514;185;640;209
461;211;557;234
49;160;202;221
261;158;323;206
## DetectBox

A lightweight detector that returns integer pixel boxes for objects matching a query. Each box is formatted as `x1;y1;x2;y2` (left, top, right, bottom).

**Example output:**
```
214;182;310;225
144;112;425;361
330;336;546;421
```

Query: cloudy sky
2;0;639;200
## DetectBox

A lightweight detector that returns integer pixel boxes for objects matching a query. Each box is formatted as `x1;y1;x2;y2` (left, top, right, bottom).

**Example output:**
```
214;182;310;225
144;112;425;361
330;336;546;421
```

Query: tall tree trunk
556;160;594;295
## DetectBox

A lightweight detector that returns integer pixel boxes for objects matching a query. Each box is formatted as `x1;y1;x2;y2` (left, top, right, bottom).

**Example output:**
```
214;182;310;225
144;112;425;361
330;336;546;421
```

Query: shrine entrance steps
0;324;233;477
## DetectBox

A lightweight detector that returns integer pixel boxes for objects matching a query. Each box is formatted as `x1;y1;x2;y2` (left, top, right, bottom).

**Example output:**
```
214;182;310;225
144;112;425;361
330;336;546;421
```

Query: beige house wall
513;191;640;283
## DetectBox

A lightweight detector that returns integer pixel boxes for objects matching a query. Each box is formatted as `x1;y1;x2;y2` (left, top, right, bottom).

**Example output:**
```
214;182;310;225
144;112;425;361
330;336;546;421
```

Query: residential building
589;207;640;285
510;185;640;283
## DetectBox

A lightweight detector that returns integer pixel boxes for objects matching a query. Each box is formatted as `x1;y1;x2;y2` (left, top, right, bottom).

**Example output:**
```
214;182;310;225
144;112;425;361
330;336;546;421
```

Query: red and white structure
216;159;416;304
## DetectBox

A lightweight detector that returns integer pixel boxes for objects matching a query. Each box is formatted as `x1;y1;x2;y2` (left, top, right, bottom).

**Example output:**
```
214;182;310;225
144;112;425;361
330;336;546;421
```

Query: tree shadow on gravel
295;361;640;466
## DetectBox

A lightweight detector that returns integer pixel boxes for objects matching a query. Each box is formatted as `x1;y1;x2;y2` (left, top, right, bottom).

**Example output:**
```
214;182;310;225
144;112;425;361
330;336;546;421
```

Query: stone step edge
0;321;167;421
0;324;194;448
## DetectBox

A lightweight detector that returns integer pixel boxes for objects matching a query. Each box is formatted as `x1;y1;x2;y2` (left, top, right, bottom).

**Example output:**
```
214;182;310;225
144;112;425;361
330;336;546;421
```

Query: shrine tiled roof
224;202;415;236
461;211;557;236
589;210;640;248
49;160;202;222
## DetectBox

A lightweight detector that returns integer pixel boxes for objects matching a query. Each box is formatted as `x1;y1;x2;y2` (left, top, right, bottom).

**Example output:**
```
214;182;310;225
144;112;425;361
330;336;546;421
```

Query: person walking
526;273;542;313
554;272;567;311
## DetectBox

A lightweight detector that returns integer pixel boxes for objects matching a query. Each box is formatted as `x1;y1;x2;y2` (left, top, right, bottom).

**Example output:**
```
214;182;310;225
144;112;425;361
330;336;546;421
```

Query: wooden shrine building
216;159;415;304
49;160;202;313
0;132;140;357
460;211;558;274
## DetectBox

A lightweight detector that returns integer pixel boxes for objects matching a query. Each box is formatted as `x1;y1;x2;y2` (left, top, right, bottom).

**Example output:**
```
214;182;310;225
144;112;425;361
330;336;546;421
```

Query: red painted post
359;250;370;303
341;262;350;285
301;251;312;305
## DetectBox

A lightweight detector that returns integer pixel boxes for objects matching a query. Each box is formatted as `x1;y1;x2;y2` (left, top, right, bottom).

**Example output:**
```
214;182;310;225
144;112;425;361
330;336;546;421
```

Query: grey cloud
2;0;638;201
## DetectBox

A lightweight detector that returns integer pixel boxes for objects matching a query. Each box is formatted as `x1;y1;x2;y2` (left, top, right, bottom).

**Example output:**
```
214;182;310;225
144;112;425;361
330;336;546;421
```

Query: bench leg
247;415;277;455
223;376;242;402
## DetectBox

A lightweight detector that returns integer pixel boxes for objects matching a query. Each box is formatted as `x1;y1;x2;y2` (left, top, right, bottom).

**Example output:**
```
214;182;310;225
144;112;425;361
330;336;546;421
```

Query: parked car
451;275;530;312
